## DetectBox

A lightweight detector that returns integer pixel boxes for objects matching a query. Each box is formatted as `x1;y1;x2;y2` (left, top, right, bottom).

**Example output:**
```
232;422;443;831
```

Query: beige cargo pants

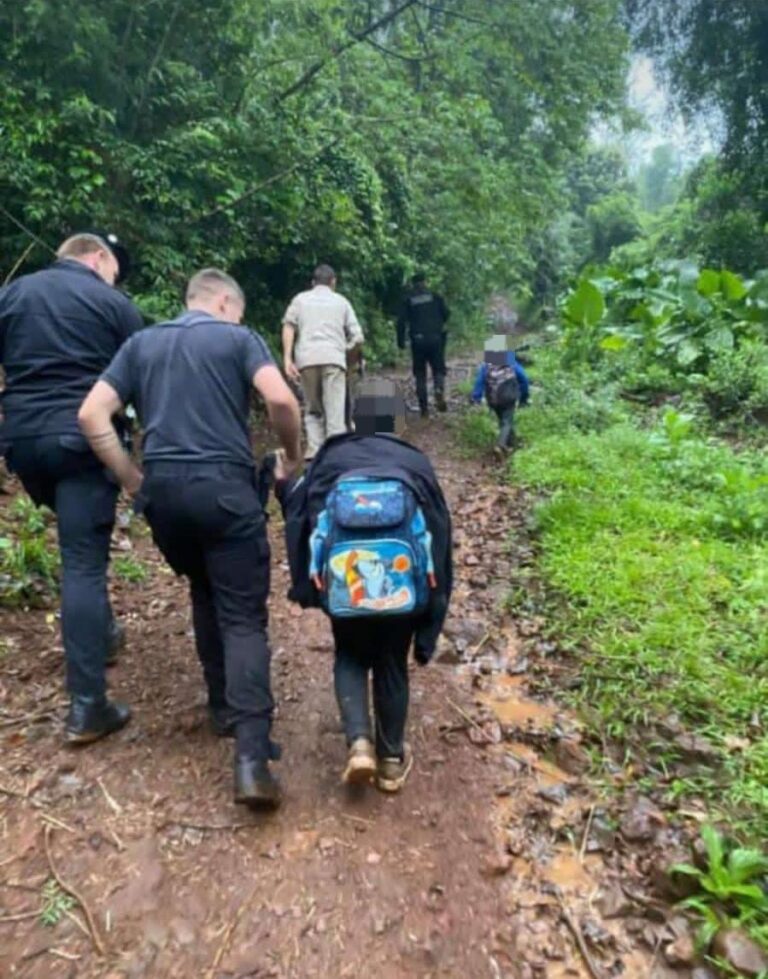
300;365;348;459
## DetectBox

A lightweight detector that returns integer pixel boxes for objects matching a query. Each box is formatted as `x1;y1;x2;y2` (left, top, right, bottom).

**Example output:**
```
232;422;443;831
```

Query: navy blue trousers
5;435;118;700
140;462;274;759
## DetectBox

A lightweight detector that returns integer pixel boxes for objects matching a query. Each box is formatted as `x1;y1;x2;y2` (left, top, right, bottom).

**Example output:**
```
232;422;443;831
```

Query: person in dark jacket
275;379;452;792
0;232;143;744
79;268;302;810
397;273;450;416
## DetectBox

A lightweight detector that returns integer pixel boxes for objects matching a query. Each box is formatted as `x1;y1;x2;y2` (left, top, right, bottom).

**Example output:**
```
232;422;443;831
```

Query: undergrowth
0;497;59;607
458;348;768;838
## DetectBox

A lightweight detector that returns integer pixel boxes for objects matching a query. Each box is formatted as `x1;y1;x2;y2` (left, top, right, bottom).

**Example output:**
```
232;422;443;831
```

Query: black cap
88;230;131;283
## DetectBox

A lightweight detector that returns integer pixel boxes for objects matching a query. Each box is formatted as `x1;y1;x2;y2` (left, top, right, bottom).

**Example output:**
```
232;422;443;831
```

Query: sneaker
376;746;413;793
342;737;377;785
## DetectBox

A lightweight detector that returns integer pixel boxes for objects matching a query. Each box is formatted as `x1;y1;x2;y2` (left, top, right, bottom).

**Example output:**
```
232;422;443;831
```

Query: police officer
0;232;143;744
396;273;450;416
78;269;302;809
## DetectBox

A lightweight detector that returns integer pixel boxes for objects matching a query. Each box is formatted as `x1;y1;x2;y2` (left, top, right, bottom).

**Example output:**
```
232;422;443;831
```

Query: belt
144;461;255;482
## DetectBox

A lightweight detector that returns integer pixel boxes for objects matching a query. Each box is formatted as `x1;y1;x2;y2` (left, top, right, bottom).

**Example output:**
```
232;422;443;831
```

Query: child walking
276;379;452;792
471;335;529;454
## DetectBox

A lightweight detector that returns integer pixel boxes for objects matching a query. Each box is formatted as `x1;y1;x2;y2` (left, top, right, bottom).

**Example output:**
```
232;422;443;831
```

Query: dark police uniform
101;311;276;761
396;286;450;413
0;259;143;702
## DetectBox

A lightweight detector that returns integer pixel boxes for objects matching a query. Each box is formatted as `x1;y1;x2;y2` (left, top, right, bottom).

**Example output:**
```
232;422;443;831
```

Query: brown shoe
376;745;413;793
342;737;377;784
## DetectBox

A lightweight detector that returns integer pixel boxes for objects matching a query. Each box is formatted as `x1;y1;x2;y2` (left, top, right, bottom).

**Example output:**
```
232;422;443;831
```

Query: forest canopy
0;0;628;343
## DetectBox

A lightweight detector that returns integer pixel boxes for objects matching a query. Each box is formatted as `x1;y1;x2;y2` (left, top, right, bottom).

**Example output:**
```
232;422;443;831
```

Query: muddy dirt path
1;372;673;979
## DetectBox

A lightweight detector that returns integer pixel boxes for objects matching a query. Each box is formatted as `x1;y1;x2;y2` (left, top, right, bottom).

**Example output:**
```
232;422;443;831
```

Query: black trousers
411;335;446;410
331;617;414;760
4;435;118;701
140;462;273;759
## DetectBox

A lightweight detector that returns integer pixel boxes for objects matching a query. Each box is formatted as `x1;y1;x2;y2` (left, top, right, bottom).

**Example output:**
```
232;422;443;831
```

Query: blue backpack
309;477;436;619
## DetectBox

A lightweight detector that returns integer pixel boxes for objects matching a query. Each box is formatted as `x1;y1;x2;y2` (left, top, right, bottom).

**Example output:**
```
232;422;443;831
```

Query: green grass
112;554;149;584
458;352;768;836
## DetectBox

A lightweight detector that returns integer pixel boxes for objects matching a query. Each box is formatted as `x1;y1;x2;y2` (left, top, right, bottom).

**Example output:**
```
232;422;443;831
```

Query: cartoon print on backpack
309;477;435;618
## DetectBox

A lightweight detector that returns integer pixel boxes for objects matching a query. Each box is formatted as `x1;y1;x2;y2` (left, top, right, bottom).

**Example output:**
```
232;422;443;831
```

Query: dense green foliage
559;263;768;427
0;0;628;347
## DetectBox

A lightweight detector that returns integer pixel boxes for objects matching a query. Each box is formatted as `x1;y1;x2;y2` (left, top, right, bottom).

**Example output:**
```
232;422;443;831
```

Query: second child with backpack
471;335;530;456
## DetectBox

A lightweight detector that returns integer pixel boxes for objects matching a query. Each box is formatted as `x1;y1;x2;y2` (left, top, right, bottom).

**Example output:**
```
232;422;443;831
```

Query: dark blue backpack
309;477;435;619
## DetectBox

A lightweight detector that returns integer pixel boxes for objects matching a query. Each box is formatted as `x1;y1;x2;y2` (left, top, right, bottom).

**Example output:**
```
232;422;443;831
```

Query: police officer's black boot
234;756;281;810
106;619;125;667
209;702;235;738
65;696;131;745
435;389;447;413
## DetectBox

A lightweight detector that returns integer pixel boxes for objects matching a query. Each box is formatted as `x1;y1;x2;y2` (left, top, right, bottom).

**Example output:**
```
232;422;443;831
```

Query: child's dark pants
331;618;414;760
493;403;517;449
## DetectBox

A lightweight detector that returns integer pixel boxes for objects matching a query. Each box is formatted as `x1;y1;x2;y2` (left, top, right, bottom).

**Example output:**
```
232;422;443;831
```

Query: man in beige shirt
282;264;364;459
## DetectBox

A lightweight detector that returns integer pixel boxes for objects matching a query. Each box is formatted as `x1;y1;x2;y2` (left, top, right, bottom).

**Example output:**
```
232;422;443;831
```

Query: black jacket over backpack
276;433;453;661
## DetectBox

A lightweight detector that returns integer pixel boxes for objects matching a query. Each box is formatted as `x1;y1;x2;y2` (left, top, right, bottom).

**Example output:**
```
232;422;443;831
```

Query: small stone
554;738;590;776
143;916;168;949
481;850;512;877
366;851;382;865
673;732;720;766
620;797;665;842
536;783;568;806
433;638;461;665
171;918;196;946
649;850;700;900
711;928;768;977
664;933;696;967
596;884;633;919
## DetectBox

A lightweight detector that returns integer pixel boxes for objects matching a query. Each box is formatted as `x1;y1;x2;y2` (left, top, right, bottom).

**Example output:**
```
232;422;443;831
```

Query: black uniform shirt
0;260;143;440
102;310;273;468
396;288;449;346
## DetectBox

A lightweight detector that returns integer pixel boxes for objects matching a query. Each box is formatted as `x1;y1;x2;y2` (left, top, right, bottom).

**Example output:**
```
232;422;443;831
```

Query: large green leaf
721;269;747;302
565;279;605;327
599;333;628;352
697;268;721;296
705;325;735;352
677;338;702;365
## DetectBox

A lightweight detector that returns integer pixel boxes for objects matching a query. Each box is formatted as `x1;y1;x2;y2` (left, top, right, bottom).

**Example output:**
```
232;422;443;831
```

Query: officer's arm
396;302;408;349
79;381;143;494
252;364;303;477
439;295;450;325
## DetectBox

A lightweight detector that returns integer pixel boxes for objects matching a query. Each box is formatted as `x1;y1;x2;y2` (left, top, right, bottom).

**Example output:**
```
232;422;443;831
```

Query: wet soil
1;372;683;978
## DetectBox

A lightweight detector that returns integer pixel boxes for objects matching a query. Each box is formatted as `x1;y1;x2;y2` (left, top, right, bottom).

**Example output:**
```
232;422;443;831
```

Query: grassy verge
459;353;768;837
